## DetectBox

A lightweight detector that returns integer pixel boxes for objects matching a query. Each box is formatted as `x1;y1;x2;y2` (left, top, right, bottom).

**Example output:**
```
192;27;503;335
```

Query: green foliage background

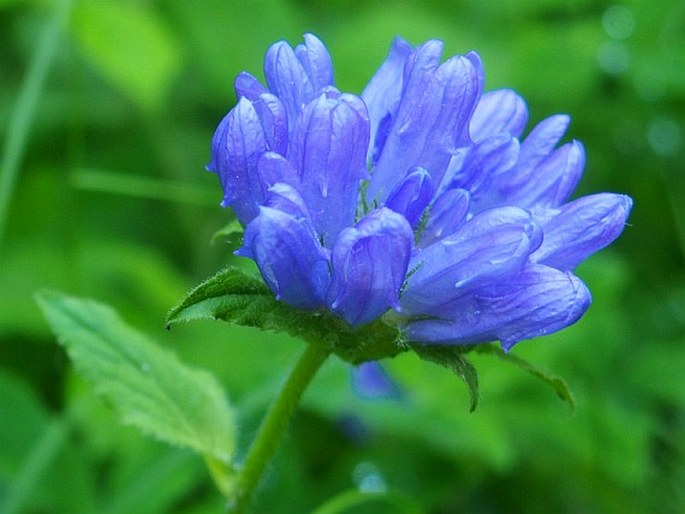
1;0;684;512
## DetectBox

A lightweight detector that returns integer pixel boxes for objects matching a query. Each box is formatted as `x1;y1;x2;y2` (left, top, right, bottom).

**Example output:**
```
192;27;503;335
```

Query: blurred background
1;0;684;512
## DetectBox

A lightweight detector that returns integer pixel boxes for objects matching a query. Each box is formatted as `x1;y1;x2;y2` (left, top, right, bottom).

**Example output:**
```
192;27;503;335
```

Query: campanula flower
208;34;632;351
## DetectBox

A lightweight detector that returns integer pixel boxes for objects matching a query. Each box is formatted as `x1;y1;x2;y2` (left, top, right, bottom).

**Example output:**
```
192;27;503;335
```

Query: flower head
208;34;632;351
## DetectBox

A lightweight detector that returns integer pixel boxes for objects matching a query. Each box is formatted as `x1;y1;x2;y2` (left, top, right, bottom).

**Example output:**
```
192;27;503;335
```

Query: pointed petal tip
234;71;267;100
385;167;433;226
620;193;634;213
303;32;323;43
555;113;571;125
390;35;413;54
470;88;530;140
233;246;250;258
464;50;485;85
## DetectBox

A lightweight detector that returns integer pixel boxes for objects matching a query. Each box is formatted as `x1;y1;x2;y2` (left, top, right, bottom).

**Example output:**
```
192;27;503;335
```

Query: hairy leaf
410;344;480;412
166;266;406;364
35;291;236;463
475;343;576;412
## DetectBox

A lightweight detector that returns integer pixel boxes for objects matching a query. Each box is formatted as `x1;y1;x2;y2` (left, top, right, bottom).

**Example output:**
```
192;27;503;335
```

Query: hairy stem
228;343;330;513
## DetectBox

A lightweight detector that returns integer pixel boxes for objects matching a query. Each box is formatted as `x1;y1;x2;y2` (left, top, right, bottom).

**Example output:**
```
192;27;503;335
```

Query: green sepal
35;290;237;464
166;266;407;364
410;344;480;412
475;344;576;412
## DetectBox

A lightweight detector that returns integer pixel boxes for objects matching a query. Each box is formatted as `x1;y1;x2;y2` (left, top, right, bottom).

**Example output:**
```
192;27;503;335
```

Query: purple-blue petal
288;88;370;246
506;140;585;209
362;37;413;164
402;264;591;351
208;95;289;224
261;182;311;217
327;208;413;327
464;51;485;93
234;71;268;100
532;193;633;270
368;48;483;201
255;153;300;199
473;115;574;210
402;207;542;314
369;110;395;167
211;98;267;222
426;53;483;153
207;107;230;175
238;185;330;309
368;40;444;201
470;89;529;141
251;93;289;156
401;39;444;96
264;39;314;130
385;167;433;227
295;33;334;93
420;188;470;247
447;134;520;208
518;114;571;169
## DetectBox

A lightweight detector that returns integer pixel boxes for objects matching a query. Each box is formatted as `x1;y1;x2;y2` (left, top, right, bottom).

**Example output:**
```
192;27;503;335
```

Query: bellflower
208;34;632;352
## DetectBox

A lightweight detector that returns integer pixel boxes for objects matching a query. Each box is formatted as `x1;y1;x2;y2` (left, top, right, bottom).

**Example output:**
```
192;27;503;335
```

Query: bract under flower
208;33;633;351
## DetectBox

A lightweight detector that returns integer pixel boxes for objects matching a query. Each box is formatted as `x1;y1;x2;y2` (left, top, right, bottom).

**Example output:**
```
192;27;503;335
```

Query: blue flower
208;34;632;351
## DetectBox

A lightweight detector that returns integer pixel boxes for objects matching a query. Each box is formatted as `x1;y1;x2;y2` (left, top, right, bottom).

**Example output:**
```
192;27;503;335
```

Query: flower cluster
208;34;632;351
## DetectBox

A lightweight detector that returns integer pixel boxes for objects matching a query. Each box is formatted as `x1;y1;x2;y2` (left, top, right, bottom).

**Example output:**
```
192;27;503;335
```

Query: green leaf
166;266;276;326
166;266;406;364
71;1;181;110
35;291;236;464
475;344;576;412
410;344;480;412
211;218;244;246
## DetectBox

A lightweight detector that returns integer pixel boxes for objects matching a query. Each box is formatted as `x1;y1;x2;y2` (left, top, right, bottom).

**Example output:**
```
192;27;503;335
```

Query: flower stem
229;343;330;513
